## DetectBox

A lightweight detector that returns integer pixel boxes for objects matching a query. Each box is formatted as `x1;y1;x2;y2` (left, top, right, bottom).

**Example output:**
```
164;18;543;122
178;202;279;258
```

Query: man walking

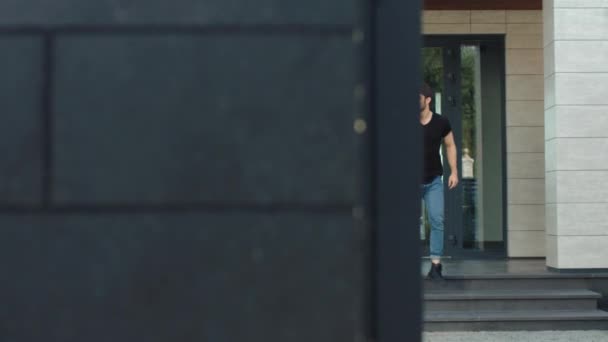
420;83;459;281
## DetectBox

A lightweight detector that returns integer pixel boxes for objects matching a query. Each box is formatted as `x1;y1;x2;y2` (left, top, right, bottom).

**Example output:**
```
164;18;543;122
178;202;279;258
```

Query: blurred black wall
0;2;366;341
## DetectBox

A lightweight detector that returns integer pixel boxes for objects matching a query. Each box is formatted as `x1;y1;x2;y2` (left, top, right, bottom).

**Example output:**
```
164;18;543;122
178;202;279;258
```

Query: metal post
373;0;422;340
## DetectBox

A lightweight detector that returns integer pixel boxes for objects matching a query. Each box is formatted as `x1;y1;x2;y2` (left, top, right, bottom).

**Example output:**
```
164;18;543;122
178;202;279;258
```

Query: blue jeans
421;176;444;259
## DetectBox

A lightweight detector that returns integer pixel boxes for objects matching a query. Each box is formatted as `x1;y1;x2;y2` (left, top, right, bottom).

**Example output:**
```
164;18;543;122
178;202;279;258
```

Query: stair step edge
425;289;602;300
425;310;608;322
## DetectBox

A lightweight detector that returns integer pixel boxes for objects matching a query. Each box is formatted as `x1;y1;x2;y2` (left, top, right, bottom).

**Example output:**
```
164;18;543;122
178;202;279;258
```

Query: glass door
421;36;506;259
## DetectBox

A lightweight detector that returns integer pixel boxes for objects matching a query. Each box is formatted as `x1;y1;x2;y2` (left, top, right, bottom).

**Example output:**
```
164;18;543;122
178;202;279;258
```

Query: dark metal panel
373;0;422;341
0;0;355;27
52;35;356;206
0;36;44;205
352;0;375;340
0;212;358;342
0;2;370;342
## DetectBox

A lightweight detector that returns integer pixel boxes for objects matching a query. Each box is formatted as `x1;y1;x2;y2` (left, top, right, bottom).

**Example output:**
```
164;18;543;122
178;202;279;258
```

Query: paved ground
424;331;608;342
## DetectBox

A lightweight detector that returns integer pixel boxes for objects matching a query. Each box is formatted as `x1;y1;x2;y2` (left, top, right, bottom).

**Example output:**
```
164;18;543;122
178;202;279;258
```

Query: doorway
421;35;507;259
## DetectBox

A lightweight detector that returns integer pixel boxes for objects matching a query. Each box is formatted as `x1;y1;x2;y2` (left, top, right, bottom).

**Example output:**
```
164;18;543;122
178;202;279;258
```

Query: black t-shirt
422;113;452;184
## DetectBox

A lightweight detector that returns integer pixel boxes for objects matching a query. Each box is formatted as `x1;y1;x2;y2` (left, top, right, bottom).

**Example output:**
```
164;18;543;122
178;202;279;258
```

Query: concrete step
424;277;590;291
424;309;608;331
424;289;601;311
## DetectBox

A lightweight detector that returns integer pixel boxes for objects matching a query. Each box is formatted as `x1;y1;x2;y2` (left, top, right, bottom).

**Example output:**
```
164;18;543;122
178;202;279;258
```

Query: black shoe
426;263;445;281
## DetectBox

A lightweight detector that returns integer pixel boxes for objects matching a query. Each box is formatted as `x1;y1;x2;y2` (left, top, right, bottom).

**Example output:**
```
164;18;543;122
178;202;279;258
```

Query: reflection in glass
460;45;481;250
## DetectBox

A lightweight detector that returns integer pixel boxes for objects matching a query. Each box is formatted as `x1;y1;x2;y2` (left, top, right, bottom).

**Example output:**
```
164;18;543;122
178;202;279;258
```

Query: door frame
422;35;508;259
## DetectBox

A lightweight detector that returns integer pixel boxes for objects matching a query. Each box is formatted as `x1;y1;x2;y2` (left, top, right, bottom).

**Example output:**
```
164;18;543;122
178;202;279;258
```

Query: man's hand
448;173;459;190
443;132;459;190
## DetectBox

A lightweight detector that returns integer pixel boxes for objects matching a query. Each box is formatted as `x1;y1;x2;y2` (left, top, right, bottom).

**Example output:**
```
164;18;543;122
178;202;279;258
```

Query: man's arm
443;132;459;189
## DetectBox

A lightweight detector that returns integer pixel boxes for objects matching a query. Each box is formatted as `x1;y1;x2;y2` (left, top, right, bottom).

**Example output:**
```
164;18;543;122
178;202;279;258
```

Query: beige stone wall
545;0;608;269
422;10;546;257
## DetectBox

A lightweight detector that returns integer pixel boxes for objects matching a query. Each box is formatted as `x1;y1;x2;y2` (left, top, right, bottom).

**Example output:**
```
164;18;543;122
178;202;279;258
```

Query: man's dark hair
420;83;433;99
